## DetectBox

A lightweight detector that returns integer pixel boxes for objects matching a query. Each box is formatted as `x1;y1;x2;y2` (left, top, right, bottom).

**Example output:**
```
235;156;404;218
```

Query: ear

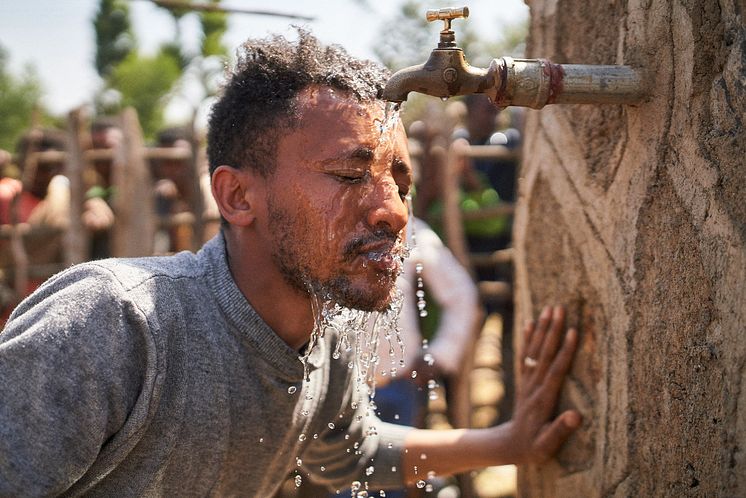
211;165;264;227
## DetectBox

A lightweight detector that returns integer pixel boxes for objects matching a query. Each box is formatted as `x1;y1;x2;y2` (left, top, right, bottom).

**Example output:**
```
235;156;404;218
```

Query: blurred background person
83;117;120;259
0;128;69;326
151;126;220;253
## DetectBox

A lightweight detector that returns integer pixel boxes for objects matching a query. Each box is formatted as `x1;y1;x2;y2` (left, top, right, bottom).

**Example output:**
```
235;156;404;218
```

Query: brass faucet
382;7;648;108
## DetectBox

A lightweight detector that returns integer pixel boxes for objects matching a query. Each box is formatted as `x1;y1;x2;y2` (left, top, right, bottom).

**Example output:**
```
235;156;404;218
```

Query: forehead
280;86;409;162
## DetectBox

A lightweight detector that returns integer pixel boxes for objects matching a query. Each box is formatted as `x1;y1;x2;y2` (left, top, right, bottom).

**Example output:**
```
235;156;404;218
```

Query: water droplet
394;414;400;420
320;465;326;472
296;457;302;466
313;433;319;439
366;466;375;476
295;475;302;487
287;386;297;395
425;483;433;492
259;438;264;443
420;453;427;460
416;480;426;488
424;353;434;366
411;370;418;378
428;379;437;389
298;433;306;441
391;466;397;472
328;422;335;429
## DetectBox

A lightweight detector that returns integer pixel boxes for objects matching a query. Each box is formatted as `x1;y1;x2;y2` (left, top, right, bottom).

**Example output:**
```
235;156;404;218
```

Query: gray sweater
0;235;410;497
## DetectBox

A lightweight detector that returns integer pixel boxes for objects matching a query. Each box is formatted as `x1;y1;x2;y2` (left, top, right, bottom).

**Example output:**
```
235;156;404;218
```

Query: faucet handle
425;6;469;32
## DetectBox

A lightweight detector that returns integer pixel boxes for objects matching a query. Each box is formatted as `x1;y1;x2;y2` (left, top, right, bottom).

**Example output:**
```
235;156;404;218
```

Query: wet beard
266;195;396;312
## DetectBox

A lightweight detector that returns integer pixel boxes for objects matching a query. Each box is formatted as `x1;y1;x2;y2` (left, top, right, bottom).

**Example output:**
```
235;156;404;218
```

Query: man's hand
505;305;582;464
401;305;581;483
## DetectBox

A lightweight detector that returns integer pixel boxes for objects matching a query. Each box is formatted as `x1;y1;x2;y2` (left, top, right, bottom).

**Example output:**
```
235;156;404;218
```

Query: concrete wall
514;1;745;495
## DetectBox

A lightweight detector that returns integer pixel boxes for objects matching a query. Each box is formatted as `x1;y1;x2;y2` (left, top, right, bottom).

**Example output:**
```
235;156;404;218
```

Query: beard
266;193;402;312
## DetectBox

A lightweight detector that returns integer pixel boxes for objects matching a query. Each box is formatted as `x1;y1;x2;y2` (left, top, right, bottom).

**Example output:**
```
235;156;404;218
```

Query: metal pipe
381;7;649;107
488;57;647;109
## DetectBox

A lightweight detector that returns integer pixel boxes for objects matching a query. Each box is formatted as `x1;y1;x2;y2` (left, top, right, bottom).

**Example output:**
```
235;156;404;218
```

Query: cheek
325;180;383;252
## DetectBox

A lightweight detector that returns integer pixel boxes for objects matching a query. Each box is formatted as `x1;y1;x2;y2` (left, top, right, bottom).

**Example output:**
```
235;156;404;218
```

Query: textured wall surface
513;1;745;496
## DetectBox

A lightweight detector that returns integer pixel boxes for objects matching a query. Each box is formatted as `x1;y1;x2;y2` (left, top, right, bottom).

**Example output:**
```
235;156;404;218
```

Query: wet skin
214;85;413;348
263;86;413;311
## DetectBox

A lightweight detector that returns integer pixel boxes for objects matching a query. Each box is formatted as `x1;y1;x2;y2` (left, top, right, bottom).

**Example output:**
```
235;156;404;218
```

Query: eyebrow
349;146;374;162
392;157;412;177
321;146;374;167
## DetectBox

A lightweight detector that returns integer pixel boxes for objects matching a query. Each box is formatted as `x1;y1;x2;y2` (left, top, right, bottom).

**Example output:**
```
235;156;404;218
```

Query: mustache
342;228;401;261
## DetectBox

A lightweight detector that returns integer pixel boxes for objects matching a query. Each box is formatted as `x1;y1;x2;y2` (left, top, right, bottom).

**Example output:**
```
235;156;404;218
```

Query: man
0;32;580;496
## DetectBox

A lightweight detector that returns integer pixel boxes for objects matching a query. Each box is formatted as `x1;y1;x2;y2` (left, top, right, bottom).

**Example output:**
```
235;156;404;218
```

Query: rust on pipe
488;57;647;109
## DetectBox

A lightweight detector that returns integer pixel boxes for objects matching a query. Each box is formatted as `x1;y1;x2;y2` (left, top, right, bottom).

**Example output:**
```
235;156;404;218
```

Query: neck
224;229;314;351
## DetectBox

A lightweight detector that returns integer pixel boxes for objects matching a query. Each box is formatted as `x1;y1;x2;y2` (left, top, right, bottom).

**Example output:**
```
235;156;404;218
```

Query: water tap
382;6;648;108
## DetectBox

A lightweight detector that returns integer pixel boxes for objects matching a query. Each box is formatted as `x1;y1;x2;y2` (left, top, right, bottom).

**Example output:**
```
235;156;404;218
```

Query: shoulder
5;251;203;335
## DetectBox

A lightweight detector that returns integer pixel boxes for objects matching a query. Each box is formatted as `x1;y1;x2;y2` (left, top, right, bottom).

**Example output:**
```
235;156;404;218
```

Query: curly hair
206;30;390;178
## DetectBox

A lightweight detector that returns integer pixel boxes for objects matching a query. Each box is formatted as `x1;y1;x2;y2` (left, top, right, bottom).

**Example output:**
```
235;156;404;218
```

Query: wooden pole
64;108;89;265
111;108;155;257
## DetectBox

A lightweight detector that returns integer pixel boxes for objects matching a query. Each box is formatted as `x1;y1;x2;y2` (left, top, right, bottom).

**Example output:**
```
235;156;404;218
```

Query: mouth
356;240;408;274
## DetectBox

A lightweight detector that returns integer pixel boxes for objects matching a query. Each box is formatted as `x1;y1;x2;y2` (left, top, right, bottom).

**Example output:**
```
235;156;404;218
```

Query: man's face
262;86;412;312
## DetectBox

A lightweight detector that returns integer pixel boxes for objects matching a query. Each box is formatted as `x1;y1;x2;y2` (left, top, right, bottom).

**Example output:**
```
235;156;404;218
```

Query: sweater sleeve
0;264;156;496
298;382;412;492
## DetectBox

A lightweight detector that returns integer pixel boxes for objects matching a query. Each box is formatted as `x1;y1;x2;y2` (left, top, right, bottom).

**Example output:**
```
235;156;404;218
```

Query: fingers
524;306;552;363
532;410;582;462
544;327;578;392
536;307;566;378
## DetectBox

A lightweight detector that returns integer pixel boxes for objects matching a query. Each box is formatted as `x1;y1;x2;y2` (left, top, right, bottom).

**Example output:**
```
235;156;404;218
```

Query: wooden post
111;108;154;257
64;108;89;265
186;119;205;250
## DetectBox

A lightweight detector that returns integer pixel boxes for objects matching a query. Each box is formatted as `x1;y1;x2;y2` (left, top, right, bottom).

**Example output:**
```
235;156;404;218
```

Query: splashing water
405;195;428;318
379;102;401;136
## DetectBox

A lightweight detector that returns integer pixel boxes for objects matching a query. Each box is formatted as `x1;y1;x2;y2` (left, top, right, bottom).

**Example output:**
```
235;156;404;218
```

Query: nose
364;179;409;235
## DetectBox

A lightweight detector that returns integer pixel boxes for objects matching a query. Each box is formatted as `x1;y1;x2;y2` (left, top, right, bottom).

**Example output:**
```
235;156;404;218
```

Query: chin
333;280;396;312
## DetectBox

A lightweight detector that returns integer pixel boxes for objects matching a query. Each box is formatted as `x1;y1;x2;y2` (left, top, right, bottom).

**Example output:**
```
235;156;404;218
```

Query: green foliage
94;0;135;78
108;49;181;137
200;8;228;58
0;47;45;152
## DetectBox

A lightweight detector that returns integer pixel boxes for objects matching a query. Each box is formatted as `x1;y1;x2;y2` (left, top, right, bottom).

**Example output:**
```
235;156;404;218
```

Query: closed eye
331;170;369;184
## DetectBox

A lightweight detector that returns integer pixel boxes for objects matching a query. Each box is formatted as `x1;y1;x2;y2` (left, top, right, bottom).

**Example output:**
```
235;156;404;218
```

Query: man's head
153;127;192;183
464;94;498;144
90;117;123;185
207;30;390;179
209;32;412;312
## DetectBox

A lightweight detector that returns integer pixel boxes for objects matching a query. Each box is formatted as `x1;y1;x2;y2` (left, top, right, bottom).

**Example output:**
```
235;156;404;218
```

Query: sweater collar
198;233;322;382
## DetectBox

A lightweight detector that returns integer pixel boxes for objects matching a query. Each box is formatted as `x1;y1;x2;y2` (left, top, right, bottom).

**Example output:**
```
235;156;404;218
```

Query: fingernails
553;305;563;318
540;306;551;320
565;411;582;428
566;328;578;342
